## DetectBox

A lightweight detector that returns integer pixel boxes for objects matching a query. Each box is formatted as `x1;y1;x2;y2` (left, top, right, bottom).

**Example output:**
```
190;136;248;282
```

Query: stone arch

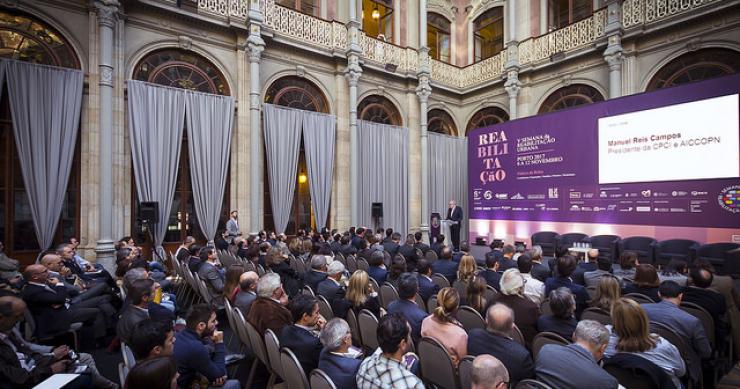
428;108;458;136
428;0;456;22
131;47;231;95
263;72;332;114
536;82;606;114
358;94;403;126
644;47;740;92
465;105;509;135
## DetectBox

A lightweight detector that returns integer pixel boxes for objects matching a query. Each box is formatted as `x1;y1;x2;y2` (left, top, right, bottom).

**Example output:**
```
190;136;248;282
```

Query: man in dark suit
481;254;502;291
535;320;618;389
545;255;590;316
467;303;535;386
416;259;440;302
498;245;517;271
305;255;329;293
117;278;155;345
318;318;362;389
234;271;258;314
432;247;459;284
446;200;463;251
430;235;446;258
683;267;729;351
317;261;346;302
452;241;470;263
383;232;402;259
529;245;551;282
366;251;388;284
643;281;711;383
387;273;429;343
398;234;419;262
351;227;365;250
356;240;374;262
281;294;325;375
198;248;225;303
572;249;598;286
413;231;431;255
339;235;358;257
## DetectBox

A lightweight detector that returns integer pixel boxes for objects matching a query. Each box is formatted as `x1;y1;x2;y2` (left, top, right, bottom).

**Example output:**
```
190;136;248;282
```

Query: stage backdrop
468;74;740;244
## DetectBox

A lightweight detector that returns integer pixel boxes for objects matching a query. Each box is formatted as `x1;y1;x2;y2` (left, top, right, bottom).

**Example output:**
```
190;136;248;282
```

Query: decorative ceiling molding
428;0;456;21
468;0;505;21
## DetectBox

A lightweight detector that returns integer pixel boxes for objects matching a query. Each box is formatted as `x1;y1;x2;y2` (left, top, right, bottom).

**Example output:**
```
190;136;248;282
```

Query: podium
440;219;453;242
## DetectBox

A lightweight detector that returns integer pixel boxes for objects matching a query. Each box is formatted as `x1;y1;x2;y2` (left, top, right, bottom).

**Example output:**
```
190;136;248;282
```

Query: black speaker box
371;202;383;218
140;201;159;223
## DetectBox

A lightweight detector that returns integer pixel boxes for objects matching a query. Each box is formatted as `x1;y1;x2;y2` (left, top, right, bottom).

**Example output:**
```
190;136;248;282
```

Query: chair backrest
539;299;552;316
532;332;570;360
356;258;370;271
346;255;358;273
317;295;334;320
452;279;468;301
264;329;284;378
426;294;439;314
358;309;379;350
233;308;252;351
581;307;612;326
457;305;485;332
368;277;381;296
415;293;425;308
302;284;315;296
280;348;309;389
346;308;362;346
531;231;559;256
458;355;475;389
620;236;657;264
432;273;451;289
650;322;693;369
418;336;459;389
484;285;500;302
121;343;136;369
223;299;236;335
680;301;716;347
515;379;555;389
380;283;399;309
425;250;438;263
245;319;269;366
509;324;526;346
118;363;129;387
557;233;589;248
603;361;659;389
585;286;597;300
623;293;655;304
383;250;392;267
310;368;338;389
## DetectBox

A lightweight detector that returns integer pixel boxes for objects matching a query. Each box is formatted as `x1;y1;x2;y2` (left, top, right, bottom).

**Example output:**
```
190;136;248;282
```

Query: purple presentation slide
468;74;740;229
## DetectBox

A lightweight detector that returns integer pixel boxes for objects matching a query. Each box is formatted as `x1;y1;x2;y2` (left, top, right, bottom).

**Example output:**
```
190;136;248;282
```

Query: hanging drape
127;80;186;257
357;120;409;234
429;132;468;241
302;110;336;231
185;92;235;243
263;104;303;234
3;59;83;252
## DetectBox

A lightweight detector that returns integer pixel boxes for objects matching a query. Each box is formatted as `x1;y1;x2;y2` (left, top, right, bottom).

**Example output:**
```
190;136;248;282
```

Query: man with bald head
471;355;510;389
234;271;258;314
0;296;116;388
467;303;534;386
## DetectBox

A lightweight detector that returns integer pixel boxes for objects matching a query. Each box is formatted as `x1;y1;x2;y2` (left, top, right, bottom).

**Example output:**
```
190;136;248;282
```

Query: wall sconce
298;172;308;184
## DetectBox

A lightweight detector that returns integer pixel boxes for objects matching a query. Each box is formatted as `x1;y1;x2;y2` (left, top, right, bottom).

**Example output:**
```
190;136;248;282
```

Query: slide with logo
468;74;740;229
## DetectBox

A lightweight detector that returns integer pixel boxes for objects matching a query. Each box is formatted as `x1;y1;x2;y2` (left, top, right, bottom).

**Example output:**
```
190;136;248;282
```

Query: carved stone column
347;0;362;226
417;0;431;240
603;0;624;98
248;1;266;234
94;0;119;272
504;68;521;119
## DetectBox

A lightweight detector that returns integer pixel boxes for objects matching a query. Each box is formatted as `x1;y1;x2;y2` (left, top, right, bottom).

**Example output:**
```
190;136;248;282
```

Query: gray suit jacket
117;306;149;345
535;343;618;389
583;269;611;288
225;218;240;242
198;261;225;295
234;290;256;315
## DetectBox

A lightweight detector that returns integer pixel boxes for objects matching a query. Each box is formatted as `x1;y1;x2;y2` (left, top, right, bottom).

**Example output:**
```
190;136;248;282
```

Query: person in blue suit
431;247;459;284
318;318;362;389
387;273;429;343
416;259;440;302
280;294;325;376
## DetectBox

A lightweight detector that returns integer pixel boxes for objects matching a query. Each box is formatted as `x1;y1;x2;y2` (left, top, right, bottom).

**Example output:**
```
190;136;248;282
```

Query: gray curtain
185;91;234;243
357;120;409;234
302;110;336;231
429;132;468;241
263;104;303;234
127;80;186;257
3;60;83;251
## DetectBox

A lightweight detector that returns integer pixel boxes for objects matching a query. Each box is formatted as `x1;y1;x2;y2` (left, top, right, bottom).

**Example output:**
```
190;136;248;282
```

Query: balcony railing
430;50;508;90
359;32;418;74
197;0;248;18
623;0;723;28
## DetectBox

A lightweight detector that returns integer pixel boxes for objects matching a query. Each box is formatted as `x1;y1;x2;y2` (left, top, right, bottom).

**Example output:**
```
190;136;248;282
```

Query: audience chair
539;299;552;316
509;324;526;346
515;379;555;389
346;255;358;273
556;233;589;251
586;286;597;300
334;252;347;267
383;251;392;267
242;260;256;273
457;305;486;332
23;310;81;351
425;250;439;263
654;239;700;268
256;264;266;277
419;336;459;389
379;282;399;309
650;322;696;387
680;301;716;348
603;354;669;389
346;308;362;347
532;332;571;360
458;355;475;389
484;285;500;302
356;258;370;271
414;293;426;308
531;232;560;258
452;279;469;302
358;309;379;351
696;243;740;275
586;235;621;262
432;273;451;289
223;299;237;348
426;294;438;314
619;236;657;265
121;342;136;369
245;320;277;387
317;295;334;320
301;284;315;296
233;308;254;358
264;329;285;381
368;277;381;296
581;307;612;326
310;369;338;389
623;293;655;304
280;348;310;389
118;363;129;387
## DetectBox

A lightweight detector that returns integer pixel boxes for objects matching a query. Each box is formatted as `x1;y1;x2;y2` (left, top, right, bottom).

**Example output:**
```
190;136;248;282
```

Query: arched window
264;76;330;234
549;0;592;29
465;106;509;134
131;49;231;250
275;0;320;16
428;13;451;63
428;109;457;136
0;9;80;262
538;84;604;114
358;94;402;126
362;0;393;40
646;48;740;91
473;7;504;62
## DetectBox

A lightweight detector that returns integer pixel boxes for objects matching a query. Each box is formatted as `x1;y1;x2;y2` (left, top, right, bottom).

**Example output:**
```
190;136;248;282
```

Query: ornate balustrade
623;0;722;28
430;50;508;89
358;32;418;73
261;0;346;51
197;0;248;18
519;8;606;66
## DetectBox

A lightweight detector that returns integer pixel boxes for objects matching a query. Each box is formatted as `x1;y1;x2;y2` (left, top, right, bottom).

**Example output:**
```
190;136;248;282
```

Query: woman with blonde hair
606;298;685;388
591;275;621;311
345;269;381;317
457;255;478;283
421;287;468;367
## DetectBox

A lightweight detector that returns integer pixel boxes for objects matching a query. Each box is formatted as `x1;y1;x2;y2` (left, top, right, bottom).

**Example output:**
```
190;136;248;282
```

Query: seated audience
265;247;301;297
545;255;589;317
535;320;618;389
339;235;358;257
694;259;740;356
605;298;686;388
173;304;239;389
234;271;258;314
117;278;155;345
122;268;175;322
0;296;116;388
431;235;445;258
484;240;504;267
317;260;346;300
528;245;551;282
223;263;245;303
187;244;203;273
572;249;599;285
281;294;325;375
124;356;178;389
457;254;477;284
452;241;470;263
128;319;175;361
497;268;540;343
683;266;729;353
398;234;420;268
416;259;440;302
356;313;423;389
318;318;362;389
305;255;329;293
386;256;407;288
346;269;381;318
498;245;517;272
622;264;661;302
414;231;431;255
518;254;545;305
613;251;638;282
175;236;196;263
584;256;613;288
421;287;467;367
366;250;388;284
387;273;428;343
467;303;535;385
432;247;459;284
481;254;502;291
591;275;621;312
246;273;291;335
537;287;578;339
658;259;688;286
467;276;488;315
471;354;510;389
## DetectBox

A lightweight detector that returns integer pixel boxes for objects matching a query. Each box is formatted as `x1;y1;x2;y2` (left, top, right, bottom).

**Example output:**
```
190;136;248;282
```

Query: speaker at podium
371;202;383;230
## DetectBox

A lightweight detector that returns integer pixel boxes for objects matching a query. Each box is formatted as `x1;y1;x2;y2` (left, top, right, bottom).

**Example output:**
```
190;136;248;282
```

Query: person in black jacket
281;294;326;376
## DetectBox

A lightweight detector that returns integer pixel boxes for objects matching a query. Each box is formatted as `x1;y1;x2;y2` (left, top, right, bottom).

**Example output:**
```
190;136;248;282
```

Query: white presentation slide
598;94;739;184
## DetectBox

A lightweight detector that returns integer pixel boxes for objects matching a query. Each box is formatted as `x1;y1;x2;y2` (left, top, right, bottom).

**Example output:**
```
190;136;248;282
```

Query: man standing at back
225;210;240;244
446;200;463;251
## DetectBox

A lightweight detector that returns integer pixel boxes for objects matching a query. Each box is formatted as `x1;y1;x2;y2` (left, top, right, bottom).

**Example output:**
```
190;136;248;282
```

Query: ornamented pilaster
94;0;119;272
603;0;624;98
248;0;265;234
418;0;431;240
347;0;362;226
504;68;521;119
